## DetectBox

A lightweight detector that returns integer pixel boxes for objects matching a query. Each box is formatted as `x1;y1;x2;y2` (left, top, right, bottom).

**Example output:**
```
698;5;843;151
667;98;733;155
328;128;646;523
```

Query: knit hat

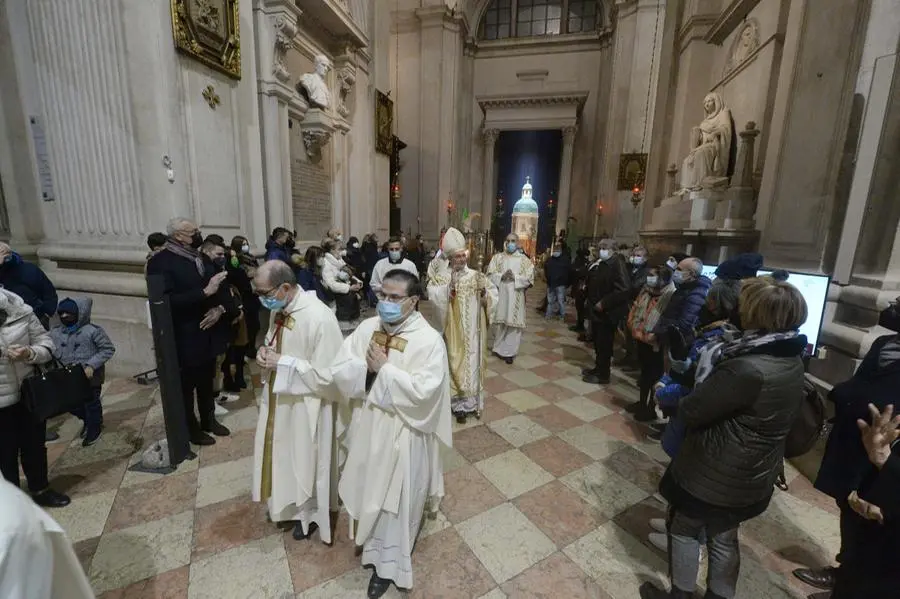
714;253;763;280
442;227;467;255
58;298;79;316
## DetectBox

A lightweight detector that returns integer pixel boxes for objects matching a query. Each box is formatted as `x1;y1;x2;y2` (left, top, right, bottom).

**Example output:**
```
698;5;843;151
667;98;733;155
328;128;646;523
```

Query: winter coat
297;268;331;304
654;276;712;336
264;240;292;267
663;336;806;512
627;263;650;301
815;334;900;502
543;255;571;288
49;297;115;388
0;255;58;322
0;290;54;409
585;255;631;324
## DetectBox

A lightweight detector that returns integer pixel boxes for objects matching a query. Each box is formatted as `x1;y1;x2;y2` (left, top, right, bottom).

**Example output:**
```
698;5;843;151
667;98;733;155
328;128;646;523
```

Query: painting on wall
375;90;393;155
171;0;241;80
617;153;647;191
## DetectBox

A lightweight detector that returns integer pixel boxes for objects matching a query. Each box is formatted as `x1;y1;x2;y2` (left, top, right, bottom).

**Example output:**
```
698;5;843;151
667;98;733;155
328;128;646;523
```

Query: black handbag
21;359;93;422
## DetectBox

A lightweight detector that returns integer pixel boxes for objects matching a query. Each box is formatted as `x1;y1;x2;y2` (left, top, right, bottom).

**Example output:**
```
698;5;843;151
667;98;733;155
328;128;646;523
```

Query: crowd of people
0;219;898;599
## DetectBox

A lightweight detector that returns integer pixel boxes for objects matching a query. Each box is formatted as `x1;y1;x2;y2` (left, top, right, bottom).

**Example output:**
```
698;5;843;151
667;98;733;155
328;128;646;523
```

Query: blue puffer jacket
49;297;116;387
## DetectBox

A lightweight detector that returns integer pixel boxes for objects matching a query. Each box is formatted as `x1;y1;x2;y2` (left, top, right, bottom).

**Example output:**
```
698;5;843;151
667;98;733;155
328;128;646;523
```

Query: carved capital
303;130;332;157
482;128;500;145
562;125;578;143
300;108;336;162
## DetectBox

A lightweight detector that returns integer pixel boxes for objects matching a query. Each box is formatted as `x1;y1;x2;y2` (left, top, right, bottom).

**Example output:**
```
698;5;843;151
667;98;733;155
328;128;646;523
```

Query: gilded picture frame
171;0;241;80
375;90;394;155
617;152;647;191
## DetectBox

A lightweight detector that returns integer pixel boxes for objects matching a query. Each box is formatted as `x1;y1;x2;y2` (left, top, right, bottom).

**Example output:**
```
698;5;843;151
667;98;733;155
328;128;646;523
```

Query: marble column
480;128;499;229
556;125;577;234
253;0;308;234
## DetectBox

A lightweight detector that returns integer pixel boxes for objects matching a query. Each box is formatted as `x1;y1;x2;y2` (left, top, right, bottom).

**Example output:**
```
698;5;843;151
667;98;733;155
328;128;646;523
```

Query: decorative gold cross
202;85;221;110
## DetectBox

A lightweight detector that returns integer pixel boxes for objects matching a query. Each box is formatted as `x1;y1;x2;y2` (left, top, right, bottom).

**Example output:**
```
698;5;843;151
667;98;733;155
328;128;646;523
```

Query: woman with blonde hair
641;276;809;599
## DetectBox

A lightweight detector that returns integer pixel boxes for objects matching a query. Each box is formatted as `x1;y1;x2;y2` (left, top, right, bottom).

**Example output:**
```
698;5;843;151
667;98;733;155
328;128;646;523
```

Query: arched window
478;0;599;41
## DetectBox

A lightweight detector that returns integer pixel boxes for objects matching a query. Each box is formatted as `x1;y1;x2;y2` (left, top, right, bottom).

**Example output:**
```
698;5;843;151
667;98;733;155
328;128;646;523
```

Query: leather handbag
21;359;93;422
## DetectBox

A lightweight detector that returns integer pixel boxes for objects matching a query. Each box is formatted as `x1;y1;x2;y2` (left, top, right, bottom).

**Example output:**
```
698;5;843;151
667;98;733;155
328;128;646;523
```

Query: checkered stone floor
37;286;839;598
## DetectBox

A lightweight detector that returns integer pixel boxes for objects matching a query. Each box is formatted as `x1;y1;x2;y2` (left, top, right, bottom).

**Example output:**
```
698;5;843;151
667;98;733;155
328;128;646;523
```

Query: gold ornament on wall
375;90;394;155
171;0;241;80
617;153;647;191
202;85;221;109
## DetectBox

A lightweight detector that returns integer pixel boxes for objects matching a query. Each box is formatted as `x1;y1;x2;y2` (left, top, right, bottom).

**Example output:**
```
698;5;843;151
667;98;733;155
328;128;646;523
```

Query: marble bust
677;92;733;194
299;54;332;110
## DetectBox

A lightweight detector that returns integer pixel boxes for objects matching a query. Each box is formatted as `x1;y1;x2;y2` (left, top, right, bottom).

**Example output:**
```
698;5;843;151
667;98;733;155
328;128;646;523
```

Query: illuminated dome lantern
510;176;539;258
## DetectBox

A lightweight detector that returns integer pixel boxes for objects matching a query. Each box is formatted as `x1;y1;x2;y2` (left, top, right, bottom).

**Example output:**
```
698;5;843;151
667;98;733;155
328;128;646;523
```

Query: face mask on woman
316;258;325;268
551;251;561;258
631;256;646;266
666;259;678;270
241;244;250;254
645;275;659;288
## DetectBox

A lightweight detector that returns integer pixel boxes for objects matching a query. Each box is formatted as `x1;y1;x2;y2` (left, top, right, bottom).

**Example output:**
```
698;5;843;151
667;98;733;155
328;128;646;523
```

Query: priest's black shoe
292;521;318;541
624;402;642;414
582;374;610;385
633;408;658;423
190;430;216;446
792;566;836;590
638;582;692;599
33;489;71;508
203;420;231;437
367;572;393;599
581;367;599;376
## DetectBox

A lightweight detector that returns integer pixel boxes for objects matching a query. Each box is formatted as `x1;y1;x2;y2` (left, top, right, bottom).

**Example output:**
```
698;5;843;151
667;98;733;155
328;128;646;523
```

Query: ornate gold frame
375;90;393;155
171;0;241;80
617;152;647;191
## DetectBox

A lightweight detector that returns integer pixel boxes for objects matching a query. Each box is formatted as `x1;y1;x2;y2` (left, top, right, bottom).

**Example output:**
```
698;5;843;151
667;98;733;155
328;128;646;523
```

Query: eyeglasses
253;286;278;298
375;292;409;304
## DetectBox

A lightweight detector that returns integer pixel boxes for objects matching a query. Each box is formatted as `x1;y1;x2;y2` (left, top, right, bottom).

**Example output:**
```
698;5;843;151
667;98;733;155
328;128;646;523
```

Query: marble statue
677;92;733;194
299;54;332;109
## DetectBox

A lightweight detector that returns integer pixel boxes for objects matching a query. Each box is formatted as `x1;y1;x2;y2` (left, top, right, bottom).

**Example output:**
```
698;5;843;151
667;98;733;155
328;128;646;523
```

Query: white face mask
598;249;611;260
241;244;250;254
316;258;325;268
340;249;347;257
667;259;678;270
631;256;646;266
646;276;659;287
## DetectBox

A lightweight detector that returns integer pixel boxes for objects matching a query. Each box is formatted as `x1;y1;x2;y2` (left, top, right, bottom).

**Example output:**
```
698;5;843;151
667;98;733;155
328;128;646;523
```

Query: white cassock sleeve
370;260;385;294
481;272;500;325
515;257;535;290
486;254;503;288
330;327;369;402
368;339;450;436
272;315;344;398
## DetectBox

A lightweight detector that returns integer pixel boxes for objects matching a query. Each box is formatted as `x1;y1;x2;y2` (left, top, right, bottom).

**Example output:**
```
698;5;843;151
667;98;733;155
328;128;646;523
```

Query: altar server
487;232;535;363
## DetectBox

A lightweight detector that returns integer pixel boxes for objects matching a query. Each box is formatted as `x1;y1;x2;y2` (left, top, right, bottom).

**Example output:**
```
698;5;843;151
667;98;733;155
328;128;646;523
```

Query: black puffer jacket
665;336;806;511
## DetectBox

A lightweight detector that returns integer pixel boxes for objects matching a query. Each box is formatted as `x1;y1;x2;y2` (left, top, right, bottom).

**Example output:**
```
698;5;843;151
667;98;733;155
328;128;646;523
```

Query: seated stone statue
299;54;332;110
677;92;733;194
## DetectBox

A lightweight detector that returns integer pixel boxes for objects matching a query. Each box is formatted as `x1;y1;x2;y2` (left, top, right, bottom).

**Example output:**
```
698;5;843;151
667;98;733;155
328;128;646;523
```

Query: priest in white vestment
487;233;535;364
370;237;419;294
0;479;95;599
332;269;452;598
251;261;346;543
427;227;497;422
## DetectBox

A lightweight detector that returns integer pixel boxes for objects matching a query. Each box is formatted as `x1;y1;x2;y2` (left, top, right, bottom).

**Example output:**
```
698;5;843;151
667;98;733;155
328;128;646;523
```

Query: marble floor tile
484;375;520;395
452;414;484;432
457;502;557;584
296;567;403;599
563;521;668;599
197;429;256;468
534;350;565;363
120;452;199;488
583;389;623;410
195;456;254;508
475;449;554;499
558;396;614;423
481;396;516;423
785;473;840;517
105;471;198;533
440;443;469;473
560;462;649;519
501;552;612;599
509;354;548;369
529;382;577;403
53;430;143;469
408;527;496;598
440;464;506;524
191;495;271;561
741;491;840;566
594;413;649;444
74;535;102;575
418;509;451;540
611;496;669;557
50;455;131;498
218;405;259;433
524;403;586;434
494;389;549;412
485;368;500;378
529;363;571;380
188;534;292;599
51;488;118;543
514;480;606;547
556;376;608;396
452;425;514;463
90;511;194;595
520;436;595;478
602;446;666;495
98;565;190;599
284;511;359;593
477;589;508;599
558;424;627;461
488;414;552;447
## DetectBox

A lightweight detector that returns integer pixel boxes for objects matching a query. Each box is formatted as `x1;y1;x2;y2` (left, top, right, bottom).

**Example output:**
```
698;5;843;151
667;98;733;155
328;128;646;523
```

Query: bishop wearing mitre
251;261;346;543
332;268;452;599
487;232;535;363
428;227;497;423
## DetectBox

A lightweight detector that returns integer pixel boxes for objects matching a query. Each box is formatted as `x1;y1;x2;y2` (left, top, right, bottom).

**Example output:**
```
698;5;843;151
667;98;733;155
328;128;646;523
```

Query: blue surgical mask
645;276;659;287
551;251;561;258
389;250;402;262
667;259;678;270
672;270;686;285
377;300;405;324
631;256;646;266
260;292;287;312
506;242;517;253
598;249;611;260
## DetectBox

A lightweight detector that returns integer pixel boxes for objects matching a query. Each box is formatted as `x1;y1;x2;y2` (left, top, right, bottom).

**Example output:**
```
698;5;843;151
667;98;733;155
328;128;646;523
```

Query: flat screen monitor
696;265;830;353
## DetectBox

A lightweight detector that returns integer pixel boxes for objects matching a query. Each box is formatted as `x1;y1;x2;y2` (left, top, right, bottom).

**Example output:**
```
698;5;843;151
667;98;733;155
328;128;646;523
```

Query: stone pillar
716;122;759;230
253;0;308;235
480;128;499;229
556;125;578;234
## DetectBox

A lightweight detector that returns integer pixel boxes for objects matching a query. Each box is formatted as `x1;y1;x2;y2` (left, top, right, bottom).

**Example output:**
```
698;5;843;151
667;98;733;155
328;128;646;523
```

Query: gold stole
259;316;290;502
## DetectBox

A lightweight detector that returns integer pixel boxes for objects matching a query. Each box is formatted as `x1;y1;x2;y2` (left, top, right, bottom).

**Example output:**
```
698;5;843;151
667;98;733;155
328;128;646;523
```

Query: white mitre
442;227;466;256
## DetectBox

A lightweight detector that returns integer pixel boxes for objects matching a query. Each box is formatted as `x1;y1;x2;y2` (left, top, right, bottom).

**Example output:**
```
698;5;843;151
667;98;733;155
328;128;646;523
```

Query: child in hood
50;298;116;446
